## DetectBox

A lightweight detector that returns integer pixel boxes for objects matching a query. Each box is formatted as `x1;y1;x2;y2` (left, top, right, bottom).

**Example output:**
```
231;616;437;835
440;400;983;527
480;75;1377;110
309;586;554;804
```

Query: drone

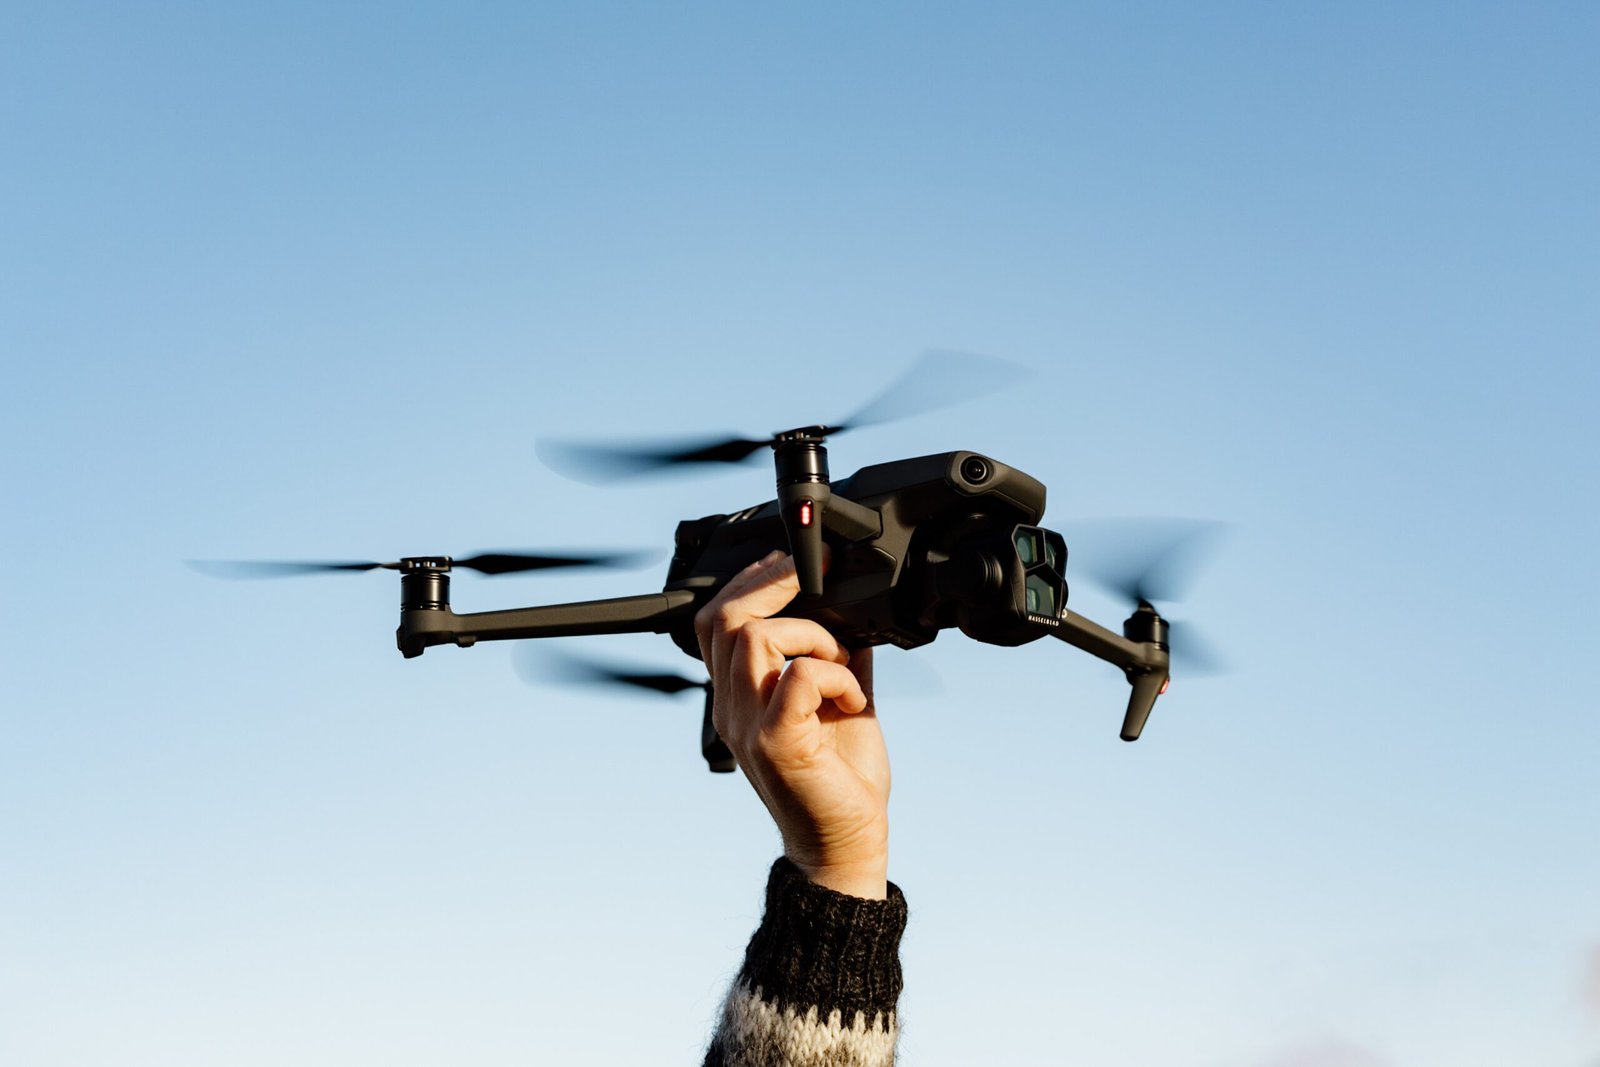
196;353;1222;772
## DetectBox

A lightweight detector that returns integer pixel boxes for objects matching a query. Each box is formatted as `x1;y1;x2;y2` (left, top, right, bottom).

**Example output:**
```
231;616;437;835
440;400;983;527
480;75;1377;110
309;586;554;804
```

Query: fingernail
762;549;785;565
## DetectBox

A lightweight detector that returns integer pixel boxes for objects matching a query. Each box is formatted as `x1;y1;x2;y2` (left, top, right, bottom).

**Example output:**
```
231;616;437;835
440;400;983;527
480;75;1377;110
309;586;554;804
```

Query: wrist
786;851;889;900
782;816;890;898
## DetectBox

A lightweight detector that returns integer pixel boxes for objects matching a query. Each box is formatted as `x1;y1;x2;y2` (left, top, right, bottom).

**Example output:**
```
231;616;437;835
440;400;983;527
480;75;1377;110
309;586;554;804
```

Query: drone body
661;449;1057;659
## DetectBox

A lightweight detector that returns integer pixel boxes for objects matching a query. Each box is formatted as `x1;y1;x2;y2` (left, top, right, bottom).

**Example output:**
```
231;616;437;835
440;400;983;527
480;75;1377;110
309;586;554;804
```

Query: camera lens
960;456;991;484
1015;530;1037;565
1026;574;1056;616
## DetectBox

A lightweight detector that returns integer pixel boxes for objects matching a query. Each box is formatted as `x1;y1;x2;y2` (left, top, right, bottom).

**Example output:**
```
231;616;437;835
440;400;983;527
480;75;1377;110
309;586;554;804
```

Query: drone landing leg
1121;669;1169;744
701;687;736;773
1051;611;1170;742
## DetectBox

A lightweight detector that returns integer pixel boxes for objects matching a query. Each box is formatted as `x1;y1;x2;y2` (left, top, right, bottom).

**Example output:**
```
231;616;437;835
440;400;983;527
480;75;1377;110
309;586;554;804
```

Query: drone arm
778;482;828;597
1051;611;1153;668
1051;611;1170;742
397;589;699;658
821;494;882;542
777;486;885;598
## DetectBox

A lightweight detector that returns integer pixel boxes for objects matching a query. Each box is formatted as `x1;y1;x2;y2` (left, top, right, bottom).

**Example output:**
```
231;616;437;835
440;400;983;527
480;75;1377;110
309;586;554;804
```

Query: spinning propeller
539;350;1028;597
518;647;708;696
536;349;1026;481
187;550;657;579
1065;517;1229;676
516;648;731;771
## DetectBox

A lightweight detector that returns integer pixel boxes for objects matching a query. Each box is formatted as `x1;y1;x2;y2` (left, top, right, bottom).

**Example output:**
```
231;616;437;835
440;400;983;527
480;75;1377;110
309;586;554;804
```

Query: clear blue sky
3;4;1596;1065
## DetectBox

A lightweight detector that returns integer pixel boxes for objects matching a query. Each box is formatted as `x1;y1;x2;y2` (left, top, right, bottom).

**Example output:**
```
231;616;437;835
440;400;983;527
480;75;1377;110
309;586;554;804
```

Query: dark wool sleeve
704;857;908;1067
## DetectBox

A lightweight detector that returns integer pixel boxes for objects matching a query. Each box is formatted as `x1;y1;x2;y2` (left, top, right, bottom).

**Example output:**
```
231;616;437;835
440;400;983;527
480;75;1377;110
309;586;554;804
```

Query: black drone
196;353;1221;771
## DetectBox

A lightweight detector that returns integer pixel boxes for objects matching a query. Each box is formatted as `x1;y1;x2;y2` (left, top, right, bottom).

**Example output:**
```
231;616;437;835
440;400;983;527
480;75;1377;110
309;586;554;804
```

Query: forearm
704;858;908;1067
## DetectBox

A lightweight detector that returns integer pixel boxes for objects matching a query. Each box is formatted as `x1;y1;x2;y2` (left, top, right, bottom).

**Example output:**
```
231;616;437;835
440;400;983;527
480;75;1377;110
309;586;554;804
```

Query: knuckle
798;620;841;659
694;601;733;638
785;657;820;685
743;620;781;659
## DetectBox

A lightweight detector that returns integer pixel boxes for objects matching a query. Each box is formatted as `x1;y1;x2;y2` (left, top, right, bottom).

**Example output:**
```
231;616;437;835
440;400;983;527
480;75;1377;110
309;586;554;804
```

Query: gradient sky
3;4;1596;1065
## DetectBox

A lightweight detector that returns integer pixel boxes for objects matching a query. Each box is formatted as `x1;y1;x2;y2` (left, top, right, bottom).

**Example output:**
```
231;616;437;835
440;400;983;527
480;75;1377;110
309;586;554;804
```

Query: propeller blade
1165;619;1228;677
537;349;1028;484
452;550;658;575
190;549;657;579
1066;518;1229;606
835;349;1029;432
535;434;772;483
1063;519;1231;681
516;647;708;697
185;559;394;578
607;671;709;695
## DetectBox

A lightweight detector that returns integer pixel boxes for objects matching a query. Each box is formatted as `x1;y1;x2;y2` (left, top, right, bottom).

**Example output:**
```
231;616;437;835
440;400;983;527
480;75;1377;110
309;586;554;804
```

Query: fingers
695;551;819;696
713;551;806;628
693;548;866;745
709;617;848;739
693;550;787;672
765;656;870;733
719;548;794;607
730;617;849;687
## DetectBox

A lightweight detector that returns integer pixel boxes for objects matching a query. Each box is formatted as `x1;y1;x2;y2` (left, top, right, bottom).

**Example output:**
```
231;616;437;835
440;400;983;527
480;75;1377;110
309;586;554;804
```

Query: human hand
694;551;890;899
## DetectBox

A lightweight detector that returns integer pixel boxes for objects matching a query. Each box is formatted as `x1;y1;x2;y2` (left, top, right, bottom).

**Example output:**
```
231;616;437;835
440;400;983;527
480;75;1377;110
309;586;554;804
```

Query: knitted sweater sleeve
704;857;908;1067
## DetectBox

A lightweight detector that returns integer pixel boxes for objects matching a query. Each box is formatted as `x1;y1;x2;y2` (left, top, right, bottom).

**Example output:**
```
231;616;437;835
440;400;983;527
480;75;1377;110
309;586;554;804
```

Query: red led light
1159;676;1171;695
799;501;813;527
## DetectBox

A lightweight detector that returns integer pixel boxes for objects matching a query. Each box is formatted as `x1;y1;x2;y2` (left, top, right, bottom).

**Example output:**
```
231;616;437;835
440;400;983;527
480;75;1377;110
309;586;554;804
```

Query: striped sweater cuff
705;858;907;1067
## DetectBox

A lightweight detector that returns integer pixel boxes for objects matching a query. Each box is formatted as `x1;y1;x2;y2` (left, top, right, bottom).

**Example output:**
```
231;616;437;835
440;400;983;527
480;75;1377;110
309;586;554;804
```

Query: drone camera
948;525;1068;646
1014;527;1067;618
